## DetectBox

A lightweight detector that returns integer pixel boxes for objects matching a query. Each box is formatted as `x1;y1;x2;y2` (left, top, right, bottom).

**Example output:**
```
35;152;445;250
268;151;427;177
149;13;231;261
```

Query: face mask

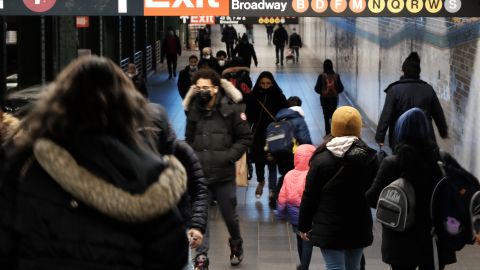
218;60;225;66
189;65;197;71
203;55;211;60
197;90;212;107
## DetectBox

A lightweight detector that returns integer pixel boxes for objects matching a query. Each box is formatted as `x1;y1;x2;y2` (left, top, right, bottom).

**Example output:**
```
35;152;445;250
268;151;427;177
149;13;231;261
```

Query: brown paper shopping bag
235;153;248;187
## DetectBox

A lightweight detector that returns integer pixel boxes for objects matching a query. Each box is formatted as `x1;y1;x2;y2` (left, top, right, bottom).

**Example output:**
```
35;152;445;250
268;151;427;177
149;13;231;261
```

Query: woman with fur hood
0;56;189;270
299;106;378;270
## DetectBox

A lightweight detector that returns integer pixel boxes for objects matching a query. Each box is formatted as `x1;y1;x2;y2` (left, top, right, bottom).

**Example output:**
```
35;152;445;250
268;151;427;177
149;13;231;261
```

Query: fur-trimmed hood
182;78;243;111
221;66;250;76
1;113;20;145
33;138;187;223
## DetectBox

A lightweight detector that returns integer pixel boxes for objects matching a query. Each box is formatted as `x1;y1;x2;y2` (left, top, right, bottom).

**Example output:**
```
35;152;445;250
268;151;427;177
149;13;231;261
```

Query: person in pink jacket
277;144;316;270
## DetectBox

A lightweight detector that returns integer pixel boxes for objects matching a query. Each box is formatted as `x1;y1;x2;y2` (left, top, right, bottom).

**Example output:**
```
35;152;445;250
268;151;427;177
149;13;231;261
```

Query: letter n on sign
76;16;90;28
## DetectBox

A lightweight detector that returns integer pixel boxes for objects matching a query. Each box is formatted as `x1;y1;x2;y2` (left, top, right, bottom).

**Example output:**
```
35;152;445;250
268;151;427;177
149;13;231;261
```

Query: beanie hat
331;106;362;137
402;52;421;78
394;107;432;145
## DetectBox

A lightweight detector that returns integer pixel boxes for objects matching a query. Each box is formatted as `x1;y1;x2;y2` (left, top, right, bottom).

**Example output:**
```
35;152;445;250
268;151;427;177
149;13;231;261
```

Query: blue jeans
320;248;364;270
292;225;313;270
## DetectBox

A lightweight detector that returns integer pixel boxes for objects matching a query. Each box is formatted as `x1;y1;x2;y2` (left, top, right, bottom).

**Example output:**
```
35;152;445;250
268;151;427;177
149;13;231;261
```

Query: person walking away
299;106;378;270
233;33;258;69
366;108;457;270
266;24;274;44
375;52;448;150
314;59;344;136
161;27;182;79
246;71;288;199
289;28;302;63
198;47;221;75
0;56;190;269
222;25;238;59
244;23;254;43
182;69;253;267
273;23;288;66
126;63;148;98
196;26;211;58
178;55;199;99
277;144;316;270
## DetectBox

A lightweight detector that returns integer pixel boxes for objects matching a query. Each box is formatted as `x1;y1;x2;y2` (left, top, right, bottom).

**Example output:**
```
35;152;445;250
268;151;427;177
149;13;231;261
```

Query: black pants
272;151;294;196
166;54;177;77
320;96;339;135
275;45;285;64
226;42;235;58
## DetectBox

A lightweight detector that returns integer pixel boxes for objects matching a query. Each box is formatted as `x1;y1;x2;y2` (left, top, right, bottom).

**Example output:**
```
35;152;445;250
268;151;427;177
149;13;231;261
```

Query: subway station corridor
146;23;479;270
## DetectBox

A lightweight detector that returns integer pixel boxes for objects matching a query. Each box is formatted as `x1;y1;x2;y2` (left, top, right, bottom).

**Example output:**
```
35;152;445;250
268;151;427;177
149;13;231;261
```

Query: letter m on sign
144;0;230;16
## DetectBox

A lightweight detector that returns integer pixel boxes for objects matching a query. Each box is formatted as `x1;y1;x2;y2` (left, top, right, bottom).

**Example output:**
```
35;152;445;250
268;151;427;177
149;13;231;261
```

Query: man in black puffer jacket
375;52;448;150
183;68;252;267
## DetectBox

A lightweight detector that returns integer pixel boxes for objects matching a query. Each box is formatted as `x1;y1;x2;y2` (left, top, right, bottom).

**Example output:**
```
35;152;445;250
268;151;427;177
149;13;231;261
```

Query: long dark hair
323;59;334;74
310;134;334;165
13;56;151;150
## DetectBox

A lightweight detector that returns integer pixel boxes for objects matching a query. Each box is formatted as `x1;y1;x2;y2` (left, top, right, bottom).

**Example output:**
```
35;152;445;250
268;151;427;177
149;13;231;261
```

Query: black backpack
431;152;480;251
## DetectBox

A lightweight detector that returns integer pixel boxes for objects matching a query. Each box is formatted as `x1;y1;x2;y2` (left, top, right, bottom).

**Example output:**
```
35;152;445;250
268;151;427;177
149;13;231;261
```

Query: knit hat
402;52;421;78
331;106;362;137
394;107;432;145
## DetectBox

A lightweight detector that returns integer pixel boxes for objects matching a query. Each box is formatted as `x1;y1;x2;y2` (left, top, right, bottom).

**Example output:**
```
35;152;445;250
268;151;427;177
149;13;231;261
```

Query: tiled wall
299;17;480;178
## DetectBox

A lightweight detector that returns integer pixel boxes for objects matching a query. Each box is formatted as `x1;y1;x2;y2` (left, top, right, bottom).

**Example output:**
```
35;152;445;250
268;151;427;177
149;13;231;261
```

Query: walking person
126;63;148;98
299;106;378;270
221;25;238;59
196;26;211;58
244;23;254;44
246;71;288;201
375;52;448;150
0;56;190;269
182;69;252;267
266;24;274;44
161;27;182;79
314;59;344;136
277;144;316;270
233;33;258;69
367;108;457;270
198;47;221;74
178;55;198;99
273;23;288;66
289;28;302;63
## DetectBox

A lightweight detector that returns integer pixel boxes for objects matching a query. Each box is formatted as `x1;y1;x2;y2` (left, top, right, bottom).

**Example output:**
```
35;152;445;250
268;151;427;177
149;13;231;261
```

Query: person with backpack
277;144;316;270
246;71;288;200
232;33;258;69
273;23;289;66
221;24;238;59
222;56;253;102
375;52;448;150
314;59;344;136
366;108;457;270
195;25;211;58
299;106;378;270
288;28;302;63
268;96;313;208
0;56;190;269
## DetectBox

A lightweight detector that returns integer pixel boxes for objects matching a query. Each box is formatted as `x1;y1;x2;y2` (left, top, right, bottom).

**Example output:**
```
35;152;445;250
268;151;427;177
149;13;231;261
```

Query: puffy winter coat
299;137;378;249
183;79;253;185
277;144;316;225
275;107;312;145
0;136;189;270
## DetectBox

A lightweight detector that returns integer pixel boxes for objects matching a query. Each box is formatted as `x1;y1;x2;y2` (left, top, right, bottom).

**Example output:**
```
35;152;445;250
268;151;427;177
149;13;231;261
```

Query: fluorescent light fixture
0;0;4;9
119;0;127;13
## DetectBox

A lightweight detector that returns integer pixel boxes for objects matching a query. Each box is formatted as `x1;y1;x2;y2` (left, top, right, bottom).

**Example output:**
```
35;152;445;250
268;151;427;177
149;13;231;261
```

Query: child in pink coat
277;144;316;270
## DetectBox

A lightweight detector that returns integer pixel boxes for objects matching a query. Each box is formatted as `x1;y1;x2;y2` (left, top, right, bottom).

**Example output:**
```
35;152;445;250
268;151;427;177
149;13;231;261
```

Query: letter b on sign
292;0;310;13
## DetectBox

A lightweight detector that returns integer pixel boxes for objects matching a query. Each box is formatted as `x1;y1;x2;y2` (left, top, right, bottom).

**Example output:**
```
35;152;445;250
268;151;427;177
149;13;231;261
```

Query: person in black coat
195;26;211;58
233;33;258;69
221;24;238;59
314;59;344;136
177;55;199;99
246;71;288;199
288;28;302;62
366;108;457;270
266;24;274;44
0;56;189;269
182;68;252;267
375;52;448;150
273;23;288;66
198;47;221;74
299;106;378;270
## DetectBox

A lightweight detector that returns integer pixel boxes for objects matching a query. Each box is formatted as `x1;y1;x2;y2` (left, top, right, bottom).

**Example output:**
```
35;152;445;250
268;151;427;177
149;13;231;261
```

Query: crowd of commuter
1;23;479;270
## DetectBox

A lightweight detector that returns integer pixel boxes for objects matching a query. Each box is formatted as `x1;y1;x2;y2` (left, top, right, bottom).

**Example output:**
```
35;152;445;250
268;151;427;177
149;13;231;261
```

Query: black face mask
197;91;212;107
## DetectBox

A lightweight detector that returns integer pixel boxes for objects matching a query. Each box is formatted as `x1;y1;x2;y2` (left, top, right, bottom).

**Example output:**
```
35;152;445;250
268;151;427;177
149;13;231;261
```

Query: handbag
235;153;248;187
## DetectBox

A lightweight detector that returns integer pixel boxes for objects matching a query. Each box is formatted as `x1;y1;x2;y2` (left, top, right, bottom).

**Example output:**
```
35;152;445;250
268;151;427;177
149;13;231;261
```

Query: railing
146;45;153;73
155;40;161;66
134;51;143;77
120;57;130;73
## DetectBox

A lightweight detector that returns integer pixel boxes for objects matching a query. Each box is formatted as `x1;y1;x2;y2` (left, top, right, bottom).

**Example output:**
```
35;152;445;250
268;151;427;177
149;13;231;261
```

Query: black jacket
375;78;448;148
273;26;288;47
161;34;181;60
289;33;302;48
233;41;258;68
314;72;344;101
146;104;208;233
177;65;195;99
366;152;456;266
0;136;189;270
221;26;237;44
183;79;253;185
299;139;378;249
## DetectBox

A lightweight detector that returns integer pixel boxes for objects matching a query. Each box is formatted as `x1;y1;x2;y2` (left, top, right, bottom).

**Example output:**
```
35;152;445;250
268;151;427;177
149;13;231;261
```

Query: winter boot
229;238;244;266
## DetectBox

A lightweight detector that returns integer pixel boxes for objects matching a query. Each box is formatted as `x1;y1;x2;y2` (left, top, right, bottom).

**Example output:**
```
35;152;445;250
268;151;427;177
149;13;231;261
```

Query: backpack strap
255;98;276;122
321;165;345;192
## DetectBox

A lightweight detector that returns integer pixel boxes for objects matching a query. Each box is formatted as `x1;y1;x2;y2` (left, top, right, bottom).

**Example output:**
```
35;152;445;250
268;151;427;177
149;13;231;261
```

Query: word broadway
231;0;288;12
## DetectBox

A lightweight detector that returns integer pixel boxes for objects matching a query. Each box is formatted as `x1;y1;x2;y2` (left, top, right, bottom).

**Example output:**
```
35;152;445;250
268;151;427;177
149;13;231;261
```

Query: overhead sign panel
0;0;477;16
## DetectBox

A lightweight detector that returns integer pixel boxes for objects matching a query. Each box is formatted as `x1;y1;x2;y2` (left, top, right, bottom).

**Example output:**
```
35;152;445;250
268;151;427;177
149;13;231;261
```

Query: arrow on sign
119;0;127;13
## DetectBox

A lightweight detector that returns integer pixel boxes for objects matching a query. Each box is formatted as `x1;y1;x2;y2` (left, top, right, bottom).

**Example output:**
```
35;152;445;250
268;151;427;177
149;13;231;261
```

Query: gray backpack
376;178;416;232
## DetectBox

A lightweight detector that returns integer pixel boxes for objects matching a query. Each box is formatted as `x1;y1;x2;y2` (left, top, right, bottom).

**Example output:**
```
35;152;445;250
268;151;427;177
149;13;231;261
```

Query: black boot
229;238;243;266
